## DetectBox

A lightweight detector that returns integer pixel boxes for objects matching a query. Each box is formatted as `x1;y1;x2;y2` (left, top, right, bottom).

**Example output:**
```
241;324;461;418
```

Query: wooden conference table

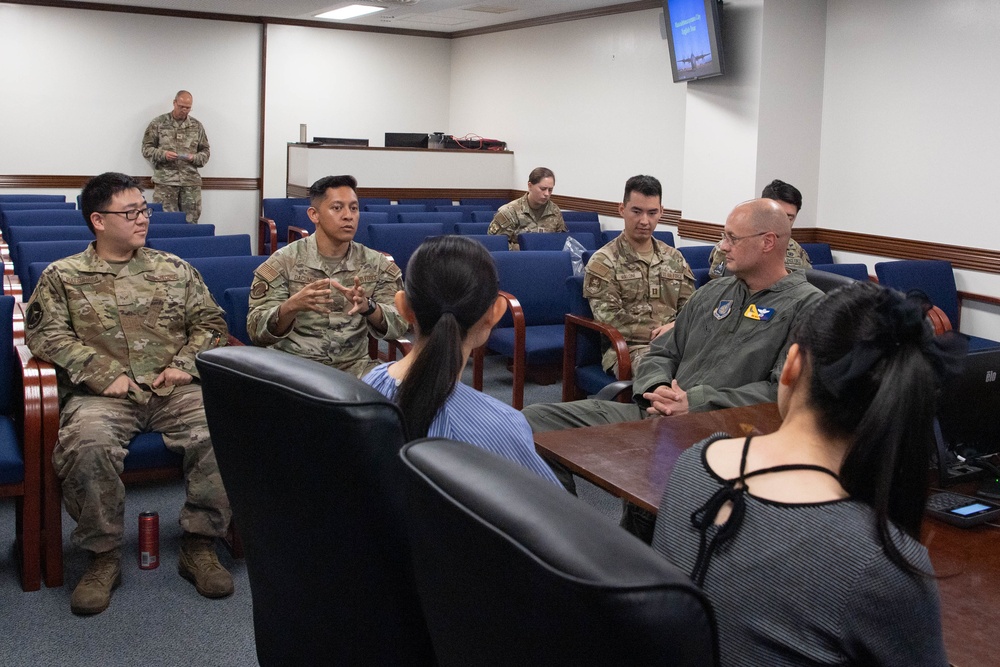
534;403;999;667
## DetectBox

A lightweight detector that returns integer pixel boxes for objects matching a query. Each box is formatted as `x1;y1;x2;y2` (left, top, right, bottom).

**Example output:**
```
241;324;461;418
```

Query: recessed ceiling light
316;5;386;20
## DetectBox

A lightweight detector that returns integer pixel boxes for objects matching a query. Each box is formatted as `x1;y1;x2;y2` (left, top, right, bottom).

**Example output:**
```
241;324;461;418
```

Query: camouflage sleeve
369;255;408;340
553;209;567;233
487;209;519;250
707;244;727;280
171;266;228;378
140;118;163;165
584;253;642;344
24;266;126;394
676;263;697;315
190;124;210;168
246;256;289;345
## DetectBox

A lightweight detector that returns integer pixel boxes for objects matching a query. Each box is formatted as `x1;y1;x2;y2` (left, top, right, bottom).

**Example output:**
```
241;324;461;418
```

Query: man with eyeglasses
707;179;812;279
141;90;210;223
525;199;823;537
25;172;233;615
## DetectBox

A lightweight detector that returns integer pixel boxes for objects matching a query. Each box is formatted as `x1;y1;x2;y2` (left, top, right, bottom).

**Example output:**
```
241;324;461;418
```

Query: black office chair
400;437;719;667
196;346;435;667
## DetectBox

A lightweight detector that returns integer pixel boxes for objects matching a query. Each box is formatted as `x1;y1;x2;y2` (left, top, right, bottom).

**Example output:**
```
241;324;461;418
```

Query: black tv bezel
663;0;726;83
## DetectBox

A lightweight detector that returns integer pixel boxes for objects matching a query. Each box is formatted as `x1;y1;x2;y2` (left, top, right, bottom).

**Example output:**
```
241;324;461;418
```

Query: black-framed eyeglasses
720;230;769;246
96;207;153;221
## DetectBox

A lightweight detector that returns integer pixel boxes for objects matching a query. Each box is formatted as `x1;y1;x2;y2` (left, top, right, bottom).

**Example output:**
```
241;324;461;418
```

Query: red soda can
139;511;160;570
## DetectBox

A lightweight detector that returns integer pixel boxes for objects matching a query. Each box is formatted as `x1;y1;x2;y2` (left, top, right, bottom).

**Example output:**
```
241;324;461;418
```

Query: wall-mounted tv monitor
663;0;725;83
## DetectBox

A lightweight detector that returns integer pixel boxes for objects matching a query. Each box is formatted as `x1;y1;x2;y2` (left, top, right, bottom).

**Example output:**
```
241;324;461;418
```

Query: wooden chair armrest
6;274;23;301
12;300;27;347
287;226;311;243
496;290;527;409
226;335;244;347
562;313;632;402
927;305;952;336
258;216;277;256
594;380;634;403
15;344;43;590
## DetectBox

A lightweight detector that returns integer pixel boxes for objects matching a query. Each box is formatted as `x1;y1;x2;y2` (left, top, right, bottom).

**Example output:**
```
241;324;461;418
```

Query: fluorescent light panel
316;5;386;20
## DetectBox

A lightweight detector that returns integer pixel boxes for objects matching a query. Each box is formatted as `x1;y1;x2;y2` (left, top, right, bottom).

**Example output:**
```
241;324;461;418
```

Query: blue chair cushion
488;324;566;365
224;287;252;345
0;416;21;485
576;364;616;397
123;432;181;471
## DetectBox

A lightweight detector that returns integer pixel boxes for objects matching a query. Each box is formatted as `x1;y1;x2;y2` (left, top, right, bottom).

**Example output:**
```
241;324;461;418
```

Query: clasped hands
101;368;192;398
642;379;689;417
287;277;370;316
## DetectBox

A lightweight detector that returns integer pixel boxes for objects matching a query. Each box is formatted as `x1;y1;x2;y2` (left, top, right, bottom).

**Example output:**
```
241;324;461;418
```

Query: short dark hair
761;179;802;212
527;167;555;185
80;172;143;234
308;175;358;207
623;175;662;203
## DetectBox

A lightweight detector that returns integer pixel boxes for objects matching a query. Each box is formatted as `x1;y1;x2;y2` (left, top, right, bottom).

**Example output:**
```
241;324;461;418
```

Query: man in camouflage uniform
488;166;566;249
141;90;210;223
25;172;233;615
708;178;811;278
247;175;407;377
585;175;696;374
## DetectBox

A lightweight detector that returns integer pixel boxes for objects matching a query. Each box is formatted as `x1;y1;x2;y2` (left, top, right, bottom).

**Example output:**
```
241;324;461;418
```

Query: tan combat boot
70;548;122;615
178;533;234;598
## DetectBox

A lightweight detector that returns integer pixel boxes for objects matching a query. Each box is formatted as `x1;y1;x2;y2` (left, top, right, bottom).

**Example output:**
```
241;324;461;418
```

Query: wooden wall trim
0;175;260;191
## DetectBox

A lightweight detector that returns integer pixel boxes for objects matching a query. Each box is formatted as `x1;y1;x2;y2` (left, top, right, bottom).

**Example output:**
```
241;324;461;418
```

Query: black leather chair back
400;438;719;667
197;346;435;666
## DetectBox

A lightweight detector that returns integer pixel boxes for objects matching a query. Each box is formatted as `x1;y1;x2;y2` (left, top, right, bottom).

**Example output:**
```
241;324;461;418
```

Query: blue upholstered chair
397;197;453;209
0;295;42;591
434;204;495;221
470;210;499;223
564;220;602;239
187;256;263;309
358;197;390;208
561;211;599;222
147;211;187;225
367;223;443;277
693;268;711;289
875;260;1000;351
362;204;427;223
0;195;65;202
15;240;92;294
562;275;632;402
0;202;76;236
223;286;252;345
678;244;714;271
474;251;575;409
799;242;834;265
146;234;252;259
259;197;310;256
811;262;870;282
397;212;464;229
463;235;510;252
517;232;598;251
601;230;676;247
454;222;490;235
460;197;508;209
3;210;88;239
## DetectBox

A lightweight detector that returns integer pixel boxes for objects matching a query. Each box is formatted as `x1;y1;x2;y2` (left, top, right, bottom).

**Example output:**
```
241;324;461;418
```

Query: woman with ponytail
363;235;561;484
652;281;961;666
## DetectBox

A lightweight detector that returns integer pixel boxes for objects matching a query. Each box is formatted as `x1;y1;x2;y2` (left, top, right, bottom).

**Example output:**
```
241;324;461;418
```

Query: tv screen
663;0;725;83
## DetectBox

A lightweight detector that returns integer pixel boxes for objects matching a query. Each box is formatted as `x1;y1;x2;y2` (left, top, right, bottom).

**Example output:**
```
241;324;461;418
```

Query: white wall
0;4;261;236
262;25;452;198
449;9;688;208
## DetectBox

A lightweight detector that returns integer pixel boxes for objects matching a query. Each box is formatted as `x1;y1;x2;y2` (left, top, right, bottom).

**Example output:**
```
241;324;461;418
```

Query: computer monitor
934;347;1000;488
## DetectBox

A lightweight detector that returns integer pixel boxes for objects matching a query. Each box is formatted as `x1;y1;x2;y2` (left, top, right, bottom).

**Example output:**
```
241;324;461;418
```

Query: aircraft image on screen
678;52;711;70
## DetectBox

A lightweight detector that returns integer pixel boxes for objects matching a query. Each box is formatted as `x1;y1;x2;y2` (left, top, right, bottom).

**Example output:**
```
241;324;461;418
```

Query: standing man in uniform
488;167;567;249
585;175;695;374
247;175;408;377
141;90;210;223
25;172;233;615
708;179;811;278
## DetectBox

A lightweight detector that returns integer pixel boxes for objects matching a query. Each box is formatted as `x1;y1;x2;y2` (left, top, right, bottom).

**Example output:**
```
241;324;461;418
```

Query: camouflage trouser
52;384;231;554
153;184;202;223
603;343;650;375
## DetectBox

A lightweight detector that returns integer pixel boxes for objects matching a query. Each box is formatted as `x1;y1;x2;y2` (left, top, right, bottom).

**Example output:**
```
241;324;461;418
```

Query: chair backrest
196;346;434;666
0;296;14;415
4;209;87;229
17;240;92;289
397;198;453;209
678;244;714;271
400;438;719;666
223;286;252;345
561;210;599;222
804;268;859;293
492;251;574;327
261;198;310;236
148;211;189;225
875;259;960;327
459;197;508;209
564;220;602;238
434;204;495;221
397;212;463;227
470;210;499;223
146;234;252;259
362;204;427;223
811;262;869;282
453;222;490;235
799;242;834;265
27;262;50;299
358;197;390;208
566;274;602;367
0;194;65;202
0;201;75;212
693;268;711;289
464;234;509;252
367;223;443;277
145;224;215;238
6;226;93;267
517;232;597;251
187;255;262;307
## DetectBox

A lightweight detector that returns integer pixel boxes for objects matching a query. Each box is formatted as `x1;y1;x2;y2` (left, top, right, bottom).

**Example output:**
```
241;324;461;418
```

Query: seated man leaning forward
247;175;407;378
585;175;695;375
488;166;566;250
525;198;824;507
708;178;812;279
25;172;233;615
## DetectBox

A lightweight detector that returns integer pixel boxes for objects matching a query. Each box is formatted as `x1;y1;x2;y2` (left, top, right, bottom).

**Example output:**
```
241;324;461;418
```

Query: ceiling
61;0;654;34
